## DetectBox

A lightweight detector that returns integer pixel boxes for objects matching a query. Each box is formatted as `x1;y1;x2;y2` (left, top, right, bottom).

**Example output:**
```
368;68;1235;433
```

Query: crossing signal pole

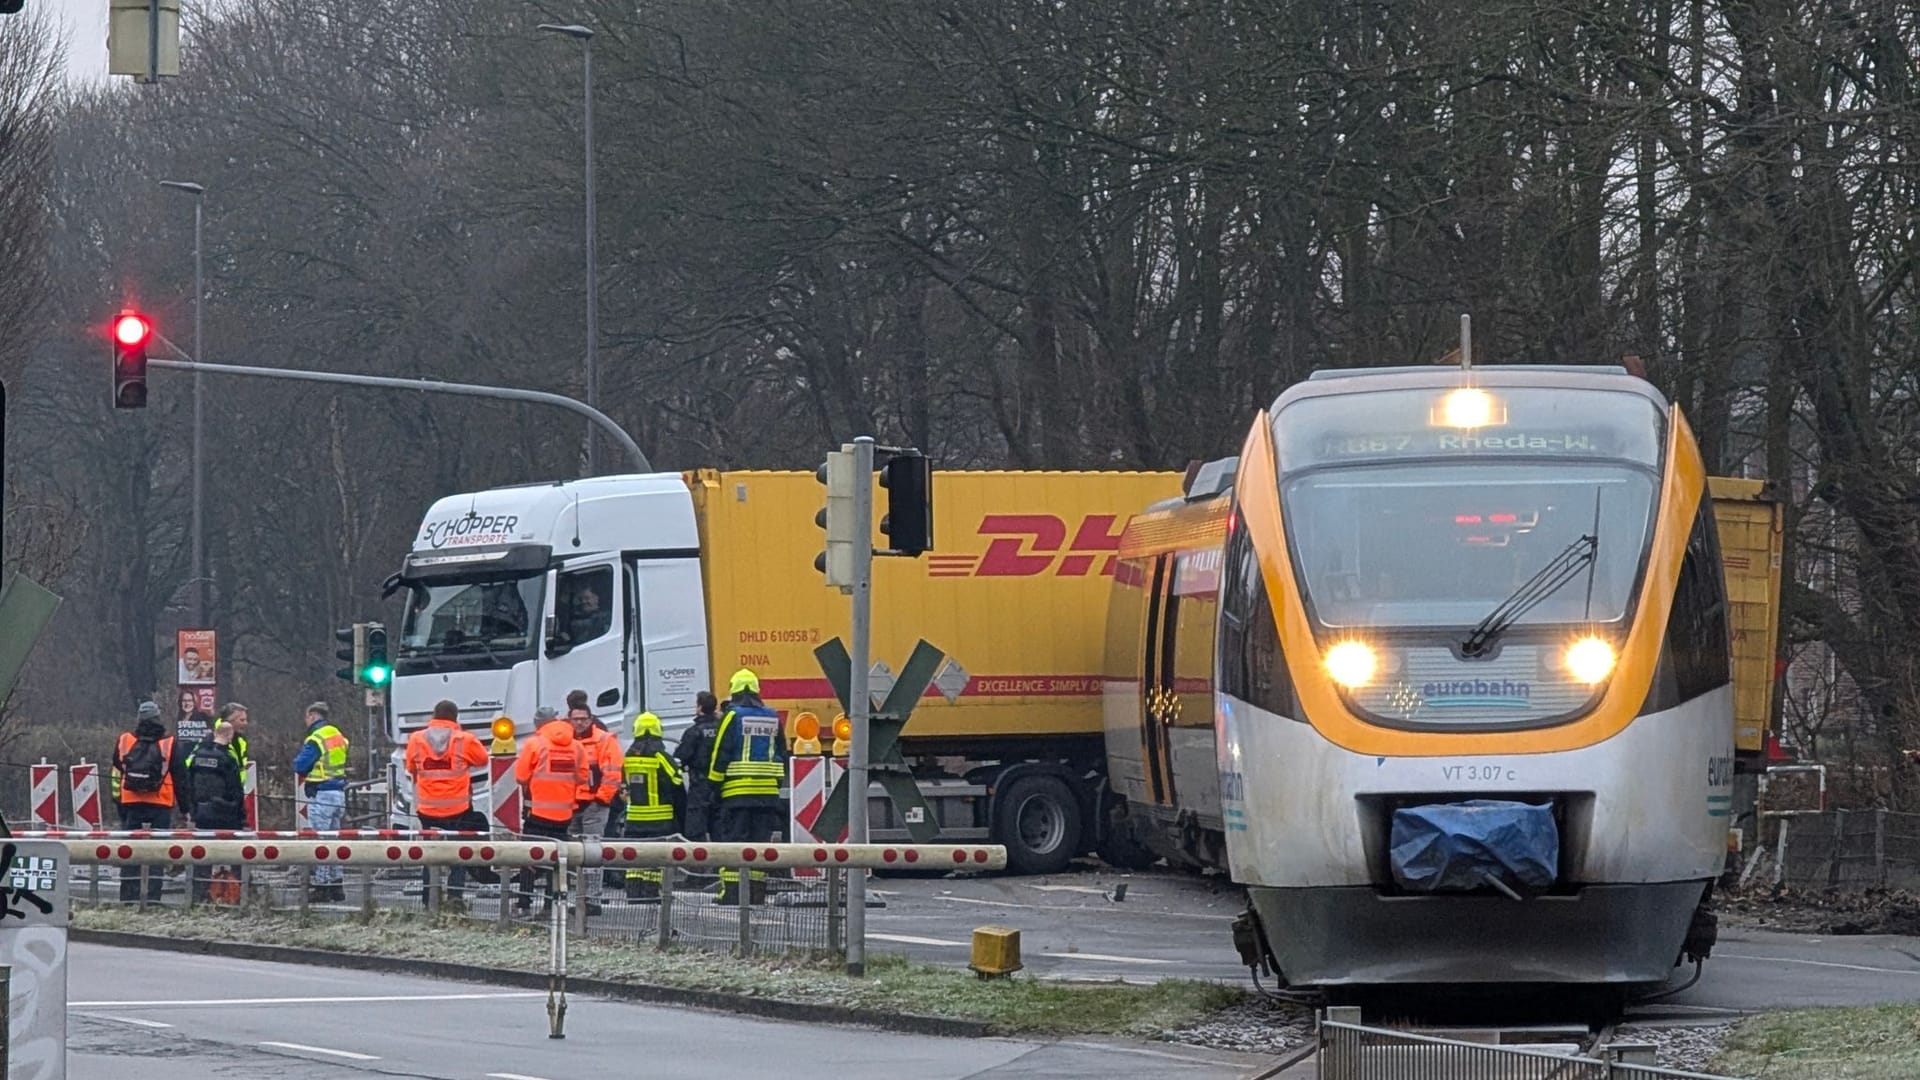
809;436;936;977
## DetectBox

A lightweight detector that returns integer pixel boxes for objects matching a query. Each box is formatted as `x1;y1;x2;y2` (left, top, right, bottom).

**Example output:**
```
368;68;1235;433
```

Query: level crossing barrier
66;838;1005;871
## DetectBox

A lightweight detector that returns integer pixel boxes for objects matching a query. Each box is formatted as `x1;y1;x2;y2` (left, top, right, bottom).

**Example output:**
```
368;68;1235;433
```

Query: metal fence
1317;1016;1748;1080
1739;808;1920;892
73;848;848;958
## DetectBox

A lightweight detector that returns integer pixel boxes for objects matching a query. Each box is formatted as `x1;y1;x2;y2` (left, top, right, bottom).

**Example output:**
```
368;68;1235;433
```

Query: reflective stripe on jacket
300;724;350;784
515;720;585;825
707;700;786;801
623;741;683;824
405;718;487;818
114;731;177;806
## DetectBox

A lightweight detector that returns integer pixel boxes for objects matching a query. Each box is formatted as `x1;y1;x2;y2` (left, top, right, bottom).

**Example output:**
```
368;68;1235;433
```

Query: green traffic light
364;665;392;686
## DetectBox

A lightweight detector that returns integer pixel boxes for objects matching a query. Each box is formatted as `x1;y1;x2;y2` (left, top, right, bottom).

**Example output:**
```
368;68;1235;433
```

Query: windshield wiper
1460;533;1599;658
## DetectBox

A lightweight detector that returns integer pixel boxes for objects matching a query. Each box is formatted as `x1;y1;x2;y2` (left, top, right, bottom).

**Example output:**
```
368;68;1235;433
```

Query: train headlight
1325;641;1378;688
1564;637;1616;684
1432;387;1506;428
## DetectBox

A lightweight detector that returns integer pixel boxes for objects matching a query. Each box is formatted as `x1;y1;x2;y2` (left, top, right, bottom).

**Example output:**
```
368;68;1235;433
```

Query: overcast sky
54;0;110;83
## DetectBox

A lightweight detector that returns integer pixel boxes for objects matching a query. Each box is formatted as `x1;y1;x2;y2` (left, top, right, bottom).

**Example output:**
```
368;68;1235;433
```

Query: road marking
1046;951;1175;965
489;1073;560;1080
869;932;968;947
260;1041;379;1061
71;991;545;1008
929;893;1235;921
1720;952;1920;976
76;1014;172;1029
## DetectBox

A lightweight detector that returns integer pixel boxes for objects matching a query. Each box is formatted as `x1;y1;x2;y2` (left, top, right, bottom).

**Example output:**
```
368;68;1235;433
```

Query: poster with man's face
177;629;217;686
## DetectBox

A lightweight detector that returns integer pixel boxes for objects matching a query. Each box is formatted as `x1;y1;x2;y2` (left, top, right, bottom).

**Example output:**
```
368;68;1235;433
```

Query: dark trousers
117;803;172;900
190;813;245;901
419;809;494;899
685;789;717;841
514;815;574;909
718;802;786;845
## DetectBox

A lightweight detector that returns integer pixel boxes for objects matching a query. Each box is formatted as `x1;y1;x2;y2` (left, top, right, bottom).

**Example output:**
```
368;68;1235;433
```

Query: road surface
66;943;1271;1080
867;866;1920;1012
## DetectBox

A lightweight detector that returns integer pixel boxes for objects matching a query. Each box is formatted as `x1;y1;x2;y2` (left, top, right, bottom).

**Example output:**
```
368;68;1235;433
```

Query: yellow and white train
1104;363;1733;988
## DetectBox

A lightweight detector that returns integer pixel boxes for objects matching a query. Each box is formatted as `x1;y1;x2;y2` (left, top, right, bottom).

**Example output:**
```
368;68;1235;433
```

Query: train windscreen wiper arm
1459;533;1598;658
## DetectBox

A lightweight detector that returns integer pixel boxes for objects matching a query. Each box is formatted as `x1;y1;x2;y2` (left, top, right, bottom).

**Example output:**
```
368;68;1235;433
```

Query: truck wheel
994;774;1082;875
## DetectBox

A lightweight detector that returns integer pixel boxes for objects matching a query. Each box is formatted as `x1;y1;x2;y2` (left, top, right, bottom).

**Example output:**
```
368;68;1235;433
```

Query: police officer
706;669;788;904
673;691;723;841
620;711;685;898
185;720;245;902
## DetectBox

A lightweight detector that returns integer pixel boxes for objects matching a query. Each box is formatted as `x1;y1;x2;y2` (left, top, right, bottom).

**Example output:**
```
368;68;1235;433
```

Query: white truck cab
384;475;711;823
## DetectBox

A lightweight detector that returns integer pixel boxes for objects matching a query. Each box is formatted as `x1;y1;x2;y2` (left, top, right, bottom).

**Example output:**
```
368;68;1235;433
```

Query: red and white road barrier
69;760;103;830
488;757;520;831
64;839;1008;871
30;758;59;830
294;787;311;830
243;760;258;830
14;829;491;841
789;756;848;879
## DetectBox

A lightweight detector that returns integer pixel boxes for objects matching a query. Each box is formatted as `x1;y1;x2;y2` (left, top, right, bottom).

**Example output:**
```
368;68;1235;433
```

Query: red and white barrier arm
17;830;492;841
63;839;1008;871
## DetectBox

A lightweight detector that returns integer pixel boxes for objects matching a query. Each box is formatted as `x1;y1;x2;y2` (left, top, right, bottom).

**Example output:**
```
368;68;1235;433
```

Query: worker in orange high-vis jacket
112;700;191;901
512;706;586;914
569;703;623;914
404;698;498;905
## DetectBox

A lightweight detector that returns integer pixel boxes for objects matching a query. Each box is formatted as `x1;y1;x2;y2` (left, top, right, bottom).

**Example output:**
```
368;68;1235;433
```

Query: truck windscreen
399;574;545;668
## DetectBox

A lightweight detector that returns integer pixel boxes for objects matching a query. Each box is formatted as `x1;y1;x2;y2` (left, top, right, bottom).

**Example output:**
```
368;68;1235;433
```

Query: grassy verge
1715;1005;1920;1079
72;904;1244;1038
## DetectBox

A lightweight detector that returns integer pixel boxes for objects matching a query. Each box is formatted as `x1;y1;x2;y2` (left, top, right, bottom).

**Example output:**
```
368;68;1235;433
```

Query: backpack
121;734;169;793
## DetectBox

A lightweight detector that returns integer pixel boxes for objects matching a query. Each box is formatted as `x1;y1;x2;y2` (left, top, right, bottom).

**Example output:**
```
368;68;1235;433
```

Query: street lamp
538;22;599;477
158;179;206;628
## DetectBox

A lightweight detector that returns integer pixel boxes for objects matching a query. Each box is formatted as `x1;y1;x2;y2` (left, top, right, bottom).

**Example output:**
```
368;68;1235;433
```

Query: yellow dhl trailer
1708;477;1785;763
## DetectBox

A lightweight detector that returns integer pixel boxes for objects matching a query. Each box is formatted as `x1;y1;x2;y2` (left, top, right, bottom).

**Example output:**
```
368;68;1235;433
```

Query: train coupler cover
1389;799;1558;894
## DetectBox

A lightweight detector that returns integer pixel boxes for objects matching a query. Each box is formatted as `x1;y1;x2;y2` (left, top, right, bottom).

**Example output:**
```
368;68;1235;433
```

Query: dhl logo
927;514;1125;578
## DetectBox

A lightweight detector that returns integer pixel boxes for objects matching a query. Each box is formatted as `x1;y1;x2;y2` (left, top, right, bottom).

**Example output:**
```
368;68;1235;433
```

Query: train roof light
1433;387;1505;429
1564;636;1616;685
1324;641;1377;689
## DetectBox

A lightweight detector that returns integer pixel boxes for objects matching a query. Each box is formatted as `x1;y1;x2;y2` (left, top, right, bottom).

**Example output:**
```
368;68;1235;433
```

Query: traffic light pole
146;351;651;474
845;435;875;977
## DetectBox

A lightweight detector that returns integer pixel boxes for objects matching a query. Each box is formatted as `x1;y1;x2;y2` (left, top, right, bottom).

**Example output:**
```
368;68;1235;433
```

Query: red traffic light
113;313;152;347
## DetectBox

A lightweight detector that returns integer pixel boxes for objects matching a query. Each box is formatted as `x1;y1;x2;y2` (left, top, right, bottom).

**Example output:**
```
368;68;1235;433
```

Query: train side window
1219;514;1294;716
1666;497;1731;700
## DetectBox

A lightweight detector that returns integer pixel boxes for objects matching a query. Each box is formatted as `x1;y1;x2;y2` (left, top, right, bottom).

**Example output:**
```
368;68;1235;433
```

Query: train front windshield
1275;386;1665;634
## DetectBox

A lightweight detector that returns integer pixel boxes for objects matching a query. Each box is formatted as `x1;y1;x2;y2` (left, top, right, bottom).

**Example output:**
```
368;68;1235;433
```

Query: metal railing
1317;1014;1749;1080
62;836;996;960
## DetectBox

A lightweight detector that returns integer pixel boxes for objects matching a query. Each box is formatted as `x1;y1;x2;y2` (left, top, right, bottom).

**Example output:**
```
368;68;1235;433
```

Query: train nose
1358;792;1597;893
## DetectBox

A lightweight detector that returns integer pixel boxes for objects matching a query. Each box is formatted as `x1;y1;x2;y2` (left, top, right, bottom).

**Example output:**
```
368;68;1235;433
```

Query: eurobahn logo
927;514;1125;577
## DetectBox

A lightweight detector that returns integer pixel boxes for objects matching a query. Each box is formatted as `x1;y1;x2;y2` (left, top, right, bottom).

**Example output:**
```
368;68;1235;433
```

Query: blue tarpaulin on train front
1389;800;1559;894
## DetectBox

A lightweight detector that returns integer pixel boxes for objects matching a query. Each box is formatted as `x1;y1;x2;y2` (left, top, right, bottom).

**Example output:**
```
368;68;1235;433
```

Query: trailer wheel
995;774;1082;875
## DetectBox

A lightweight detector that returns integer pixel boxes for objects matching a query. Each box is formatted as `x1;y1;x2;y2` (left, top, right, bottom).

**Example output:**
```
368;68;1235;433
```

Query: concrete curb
70;928;994;1040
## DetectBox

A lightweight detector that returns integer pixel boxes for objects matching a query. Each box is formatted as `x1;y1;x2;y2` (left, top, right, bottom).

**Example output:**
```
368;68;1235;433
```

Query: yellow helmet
632;711;663;737
728;668;760;696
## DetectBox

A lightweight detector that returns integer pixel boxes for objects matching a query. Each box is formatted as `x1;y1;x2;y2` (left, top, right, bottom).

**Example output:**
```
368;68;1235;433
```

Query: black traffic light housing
879;450;933;556
334;623;366;684
112;311;151;409
363;623;391;686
